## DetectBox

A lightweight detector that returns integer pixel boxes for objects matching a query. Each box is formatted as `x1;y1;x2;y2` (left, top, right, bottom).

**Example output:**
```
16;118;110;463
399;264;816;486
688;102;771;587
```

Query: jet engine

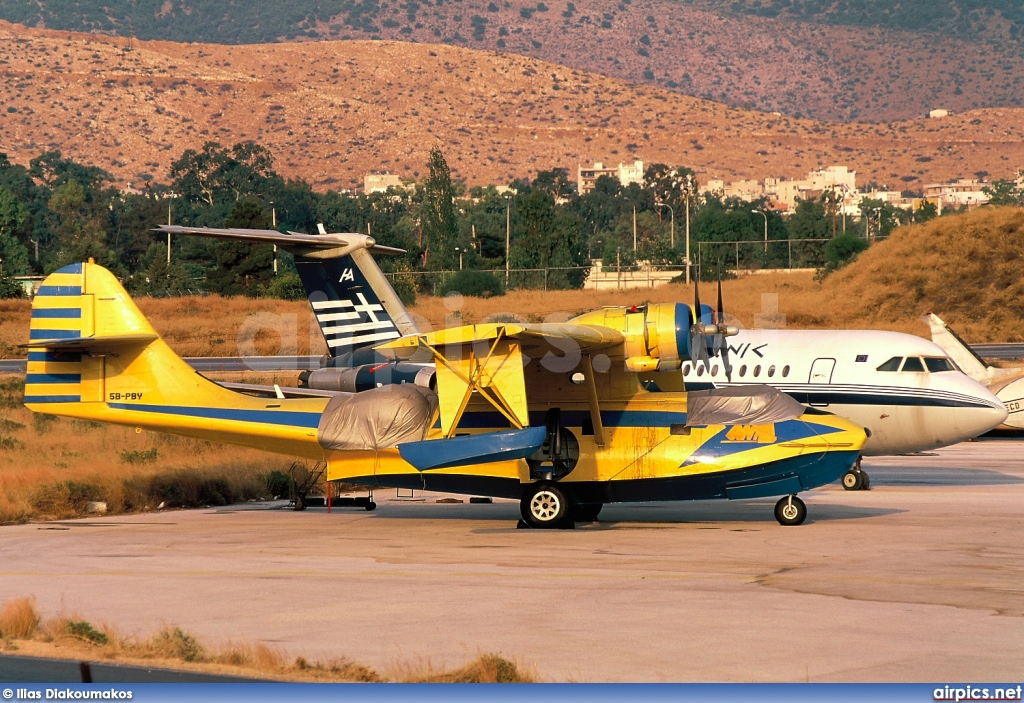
300;362;436;393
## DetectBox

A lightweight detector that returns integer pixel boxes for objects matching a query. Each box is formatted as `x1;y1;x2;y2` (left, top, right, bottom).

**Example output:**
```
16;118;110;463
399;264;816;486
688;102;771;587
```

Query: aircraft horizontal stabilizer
155;225;406;256
20;333;159;350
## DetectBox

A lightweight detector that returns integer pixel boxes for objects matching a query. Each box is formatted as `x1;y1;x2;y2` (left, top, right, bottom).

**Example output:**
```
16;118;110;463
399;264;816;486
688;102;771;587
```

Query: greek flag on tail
295;247;420;362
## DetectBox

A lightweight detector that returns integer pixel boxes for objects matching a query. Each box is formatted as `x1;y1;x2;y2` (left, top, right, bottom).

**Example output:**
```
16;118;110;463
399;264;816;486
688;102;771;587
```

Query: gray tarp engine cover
317;384;439;450
686;384;806;426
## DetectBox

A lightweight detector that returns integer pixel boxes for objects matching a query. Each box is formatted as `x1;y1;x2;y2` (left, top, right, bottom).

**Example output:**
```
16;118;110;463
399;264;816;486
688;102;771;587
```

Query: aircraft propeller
689;273;739;376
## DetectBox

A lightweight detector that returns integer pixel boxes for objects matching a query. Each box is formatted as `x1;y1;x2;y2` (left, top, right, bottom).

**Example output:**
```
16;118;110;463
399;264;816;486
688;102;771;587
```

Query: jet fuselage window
767;365;776;377
696;365;705;377
782;365;790;377
753;365;761;377
683;363;691;376
711;364;719;376
877;357;902;372
925;357;955;372
901;357;925;372
739;365;747;377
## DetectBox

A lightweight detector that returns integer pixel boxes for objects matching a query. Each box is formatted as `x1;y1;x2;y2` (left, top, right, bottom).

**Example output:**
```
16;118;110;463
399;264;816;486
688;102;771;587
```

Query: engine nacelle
302;362;436;393
576;303;697;372
623;302;694;372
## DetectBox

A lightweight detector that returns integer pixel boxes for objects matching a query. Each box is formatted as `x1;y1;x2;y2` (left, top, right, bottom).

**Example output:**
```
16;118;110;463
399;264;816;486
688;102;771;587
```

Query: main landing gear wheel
520;483;569;529
774;495;807;526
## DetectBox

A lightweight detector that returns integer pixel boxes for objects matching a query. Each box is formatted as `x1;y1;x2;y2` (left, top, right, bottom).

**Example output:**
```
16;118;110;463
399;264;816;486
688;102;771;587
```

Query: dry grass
395;653;536;683
0;374;314;524
0;597;41;640
1;296;322;360
0;597;532;682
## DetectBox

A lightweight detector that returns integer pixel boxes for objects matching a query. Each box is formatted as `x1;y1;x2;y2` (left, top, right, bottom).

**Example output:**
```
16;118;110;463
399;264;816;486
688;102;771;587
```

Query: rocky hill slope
2;22;1023;192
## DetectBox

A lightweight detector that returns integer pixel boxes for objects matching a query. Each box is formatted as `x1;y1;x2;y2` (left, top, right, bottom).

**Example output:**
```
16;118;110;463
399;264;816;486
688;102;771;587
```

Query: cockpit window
901;357;925;372
877;356;902;372
925;357;955;372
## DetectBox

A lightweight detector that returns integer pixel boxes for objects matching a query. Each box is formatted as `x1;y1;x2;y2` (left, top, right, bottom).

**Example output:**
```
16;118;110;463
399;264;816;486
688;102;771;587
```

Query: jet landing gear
842;458;871;491
519;483;572;529
774;495;807;526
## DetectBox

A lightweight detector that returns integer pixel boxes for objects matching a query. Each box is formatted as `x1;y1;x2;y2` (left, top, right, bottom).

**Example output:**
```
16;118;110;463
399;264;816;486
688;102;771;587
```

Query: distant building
704;165;858;214
364;173;404;194
577;160;644;194
928;109;950;119
923;179;990;211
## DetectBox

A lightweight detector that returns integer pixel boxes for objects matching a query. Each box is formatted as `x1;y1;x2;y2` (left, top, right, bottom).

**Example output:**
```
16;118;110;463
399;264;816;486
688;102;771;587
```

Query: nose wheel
774;495;807;526
842;458;871;491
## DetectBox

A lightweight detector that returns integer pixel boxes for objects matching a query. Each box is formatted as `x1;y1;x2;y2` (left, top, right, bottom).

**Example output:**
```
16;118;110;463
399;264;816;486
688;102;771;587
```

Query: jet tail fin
24;262;327;458
297;245;420;364
925;313;1016;384
155;225;421;365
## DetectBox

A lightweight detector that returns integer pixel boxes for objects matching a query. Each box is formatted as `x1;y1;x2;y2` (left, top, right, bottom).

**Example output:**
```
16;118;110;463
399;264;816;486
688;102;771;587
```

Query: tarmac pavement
1;441;1023;682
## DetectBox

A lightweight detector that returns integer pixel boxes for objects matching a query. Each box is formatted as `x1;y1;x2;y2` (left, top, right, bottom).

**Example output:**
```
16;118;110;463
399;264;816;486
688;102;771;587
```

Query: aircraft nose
954;385;1008;439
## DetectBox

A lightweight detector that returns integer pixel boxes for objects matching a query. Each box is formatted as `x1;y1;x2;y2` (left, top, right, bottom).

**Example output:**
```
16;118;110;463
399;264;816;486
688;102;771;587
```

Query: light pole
655;202;675;249
455;246;463;270
166;199;173;264
752;210;768;253
684;173;693;285
270;202;278;275
505;194;512;287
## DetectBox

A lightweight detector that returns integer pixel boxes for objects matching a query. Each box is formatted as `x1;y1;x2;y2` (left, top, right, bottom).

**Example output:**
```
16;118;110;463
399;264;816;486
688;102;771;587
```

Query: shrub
263;271;306;300
817;234;869;279
151;627;205;662
263;470;291;498
119;448;159;464
439;269;505;298
65;620;109;645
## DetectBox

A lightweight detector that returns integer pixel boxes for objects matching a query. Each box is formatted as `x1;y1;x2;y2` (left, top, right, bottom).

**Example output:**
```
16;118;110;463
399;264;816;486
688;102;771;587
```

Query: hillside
2;1;1024;121
2;22;1024;194
816;207;1024;342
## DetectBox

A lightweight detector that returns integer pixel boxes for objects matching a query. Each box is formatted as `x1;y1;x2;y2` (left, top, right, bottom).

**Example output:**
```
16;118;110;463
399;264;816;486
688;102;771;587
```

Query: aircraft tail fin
24;262;327;458
926;313;1002;383
296;245;420;363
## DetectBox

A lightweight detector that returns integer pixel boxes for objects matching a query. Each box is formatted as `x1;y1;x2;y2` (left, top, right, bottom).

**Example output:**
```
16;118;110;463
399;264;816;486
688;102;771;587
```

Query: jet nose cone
955;389;1008;440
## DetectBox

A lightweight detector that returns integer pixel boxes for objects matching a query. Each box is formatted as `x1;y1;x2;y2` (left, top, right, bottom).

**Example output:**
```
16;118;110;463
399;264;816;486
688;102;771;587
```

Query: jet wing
155;225;406;256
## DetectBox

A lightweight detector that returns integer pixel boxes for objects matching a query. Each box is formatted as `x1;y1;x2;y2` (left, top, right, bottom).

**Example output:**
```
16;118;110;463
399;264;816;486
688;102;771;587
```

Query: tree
532;168;574;199
205;199;274;295
914;198;938;223
170;142;281;206
49;179;120;272
982;179;1024;207
420;147;459;270
0;186;32;276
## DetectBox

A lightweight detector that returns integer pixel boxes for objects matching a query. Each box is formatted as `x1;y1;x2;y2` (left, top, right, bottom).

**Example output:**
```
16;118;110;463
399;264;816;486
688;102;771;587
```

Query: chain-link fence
695;238;831;277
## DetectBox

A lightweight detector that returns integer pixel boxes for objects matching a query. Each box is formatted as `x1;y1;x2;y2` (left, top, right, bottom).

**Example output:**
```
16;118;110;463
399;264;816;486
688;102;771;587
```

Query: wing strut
412;326;529;437
581;354;605;447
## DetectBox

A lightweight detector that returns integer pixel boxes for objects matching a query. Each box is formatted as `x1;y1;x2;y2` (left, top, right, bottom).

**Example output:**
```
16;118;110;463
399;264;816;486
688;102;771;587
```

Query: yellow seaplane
23;260;866;528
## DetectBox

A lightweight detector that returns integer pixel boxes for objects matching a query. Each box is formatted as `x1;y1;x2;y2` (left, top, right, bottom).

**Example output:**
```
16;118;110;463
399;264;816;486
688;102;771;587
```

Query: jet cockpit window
876;357;902;372
924;357;955;372
901;357;925;372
